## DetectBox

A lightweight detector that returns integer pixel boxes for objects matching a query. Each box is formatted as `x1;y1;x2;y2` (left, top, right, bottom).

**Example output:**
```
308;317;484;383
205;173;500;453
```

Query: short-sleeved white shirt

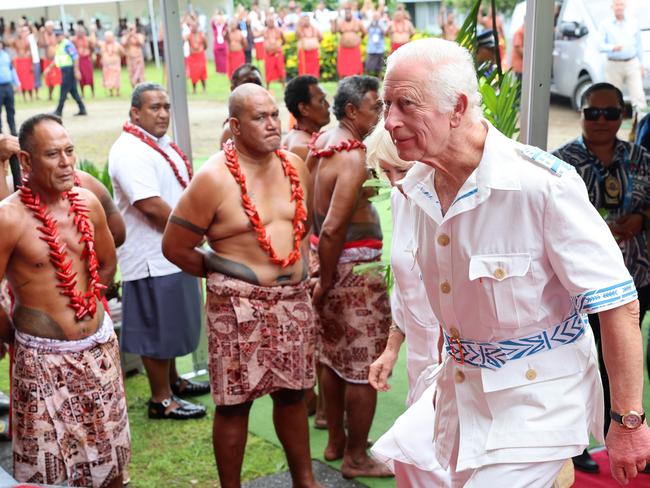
400;120;635;470
108;125;191;281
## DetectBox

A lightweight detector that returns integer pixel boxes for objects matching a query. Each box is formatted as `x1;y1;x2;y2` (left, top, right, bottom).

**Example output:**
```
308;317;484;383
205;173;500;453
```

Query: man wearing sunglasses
554;82;650;475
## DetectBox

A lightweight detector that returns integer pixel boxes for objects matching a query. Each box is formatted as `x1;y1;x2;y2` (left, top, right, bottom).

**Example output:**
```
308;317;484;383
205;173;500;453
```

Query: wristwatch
610;409;646;429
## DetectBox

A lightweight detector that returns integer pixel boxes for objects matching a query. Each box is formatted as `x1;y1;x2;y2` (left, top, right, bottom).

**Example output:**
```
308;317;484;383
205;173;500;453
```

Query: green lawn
15;62;339;111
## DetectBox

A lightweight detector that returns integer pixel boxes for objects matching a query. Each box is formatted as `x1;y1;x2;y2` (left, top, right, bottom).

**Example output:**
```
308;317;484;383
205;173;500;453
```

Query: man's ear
129;106;139;125
450;93;468;128
229;117;241;137
298;101;309;118
18;150;32;176
344;101;358;120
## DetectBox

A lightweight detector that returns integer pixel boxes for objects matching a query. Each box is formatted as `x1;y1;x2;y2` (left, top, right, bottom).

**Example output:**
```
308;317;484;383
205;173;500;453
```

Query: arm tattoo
169;215;208;235
204;251;260;285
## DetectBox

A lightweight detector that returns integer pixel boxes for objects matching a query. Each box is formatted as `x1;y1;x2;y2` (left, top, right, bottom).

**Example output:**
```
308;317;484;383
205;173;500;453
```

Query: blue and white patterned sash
443;313;587;370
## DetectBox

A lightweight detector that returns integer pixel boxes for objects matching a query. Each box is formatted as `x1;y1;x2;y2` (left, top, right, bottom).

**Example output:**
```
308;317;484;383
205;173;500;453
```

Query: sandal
171;378;211;398
147;397;206;420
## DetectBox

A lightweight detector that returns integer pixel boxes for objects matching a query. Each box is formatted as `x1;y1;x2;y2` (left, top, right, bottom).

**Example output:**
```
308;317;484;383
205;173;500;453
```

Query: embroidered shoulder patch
518;145;575;176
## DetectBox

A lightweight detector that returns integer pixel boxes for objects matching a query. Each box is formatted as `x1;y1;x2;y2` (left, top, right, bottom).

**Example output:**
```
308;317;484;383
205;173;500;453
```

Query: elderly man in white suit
380;37;650;487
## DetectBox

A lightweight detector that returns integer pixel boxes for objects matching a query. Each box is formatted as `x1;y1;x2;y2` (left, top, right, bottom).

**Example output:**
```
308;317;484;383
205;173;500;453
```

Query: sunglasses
583;107;622;121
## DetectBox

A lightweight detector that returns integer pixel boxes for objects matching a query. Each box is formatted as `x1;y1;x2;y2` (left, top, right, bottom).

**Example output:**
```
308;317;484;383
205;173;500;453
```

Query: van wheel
573;75;592;111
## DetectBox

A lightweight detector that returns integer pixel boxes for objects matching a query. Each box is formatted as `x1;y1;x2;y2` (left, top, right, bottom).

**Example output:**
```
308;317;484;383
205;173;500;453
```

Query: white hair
385;38;482;121
365;120;413;174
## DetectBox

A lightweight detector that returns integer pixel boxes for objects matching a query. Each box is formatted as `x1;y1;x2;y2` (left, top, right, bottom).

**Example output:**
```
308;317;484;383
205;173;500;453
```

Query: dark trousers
55;66;85;116
589;283;650;436
0;82;16;135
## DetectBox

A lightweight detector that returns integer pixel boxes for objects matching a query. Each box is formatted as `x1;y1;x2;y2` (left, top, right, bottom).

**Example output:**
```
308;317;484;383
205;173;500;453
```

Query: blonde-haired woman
366;122;450;487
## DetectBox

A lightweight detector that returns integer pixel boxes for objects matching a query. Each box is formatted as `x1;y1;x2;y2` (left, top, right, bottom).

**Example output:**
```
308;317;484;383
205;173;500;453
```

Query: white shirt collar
401;119;521;197
128;123;171;148
401;120;522;223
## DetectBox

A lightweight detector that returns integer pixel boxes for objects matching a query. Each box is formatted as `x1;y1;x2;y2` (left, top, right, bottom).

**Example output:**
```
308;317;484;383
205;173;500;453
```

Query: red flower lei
223;140;307;268
122;122;193;189
308;131;366;159
19;179;107;321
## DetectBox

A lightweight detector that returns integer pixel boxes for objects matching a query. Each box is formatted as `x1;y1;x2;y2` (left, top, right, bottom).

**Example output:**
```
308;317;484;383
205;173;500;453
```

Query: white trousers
450;459;566;488
395;460;451;488
605;58;647;112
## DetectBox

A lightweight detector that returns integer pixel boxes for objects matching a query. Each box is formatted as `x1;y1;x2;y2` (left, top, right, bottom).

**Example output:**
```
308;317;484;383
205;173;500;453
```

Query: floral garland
19;179;106;321
308;131;366;159
122;122;193;189
223;139;307;268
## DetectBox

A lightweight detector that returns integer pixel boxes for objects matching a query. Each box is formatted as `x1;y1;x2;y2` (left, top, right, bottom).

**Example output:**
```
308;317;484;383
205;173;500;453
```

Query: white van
511;0;650;110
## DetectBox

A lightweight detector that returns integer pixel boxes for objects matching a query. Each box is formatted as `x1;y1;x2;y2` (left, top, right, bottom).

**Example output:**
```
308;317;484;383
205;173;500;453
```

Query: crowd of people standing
0;1;649;487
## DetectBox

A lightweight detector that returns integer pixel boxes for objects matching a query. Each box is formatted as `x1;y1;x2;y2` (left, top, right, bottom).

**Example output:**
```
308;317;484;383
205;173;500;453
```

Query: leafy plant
457;0;521;138
77;159;113;196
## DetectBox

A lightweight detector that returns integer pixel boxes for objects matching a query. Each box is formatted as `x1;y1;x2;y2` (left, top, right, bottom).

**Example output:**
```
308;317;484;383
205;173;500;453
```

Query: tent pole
148;0;161;68
59;4;66;30
519;0;554;149
160;0;191;158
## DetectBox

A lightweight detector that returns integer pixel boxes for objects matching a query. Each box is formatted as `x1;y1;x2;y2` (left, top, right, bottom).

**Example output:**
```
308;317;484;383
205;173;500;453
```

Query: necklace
308;131;366;159
122;122;193;188
19;179;106;321
292;125;316;136
223;139;307;268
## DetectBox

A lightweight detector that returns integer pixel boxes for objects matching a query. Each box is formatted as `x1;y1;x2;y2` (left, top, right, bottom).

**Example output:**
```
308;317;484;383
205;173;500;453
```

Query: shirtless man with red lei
163;83;322;488
0;114;130;487
308;75;392;479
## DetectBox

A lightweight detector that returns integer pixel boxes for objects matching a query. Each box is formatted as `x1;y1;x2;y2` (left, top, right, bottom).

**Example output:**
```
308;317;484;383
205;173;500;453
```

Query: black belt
608;57;634;62
0;82;11;86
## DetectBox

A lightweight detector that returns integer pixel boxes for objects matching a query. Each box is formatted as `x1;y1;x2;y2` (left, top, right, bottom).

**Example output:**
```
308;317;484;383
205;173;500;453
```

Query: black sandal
148;397;206;420
171;378;210;398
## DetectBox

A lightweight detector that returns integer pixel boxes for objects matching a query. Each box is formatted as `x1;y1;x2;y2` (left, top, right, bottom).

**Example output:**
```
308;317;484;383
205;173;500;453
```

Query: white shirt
108;126;191;281
600;16;643;62
390;188;440;406
400;121;635;471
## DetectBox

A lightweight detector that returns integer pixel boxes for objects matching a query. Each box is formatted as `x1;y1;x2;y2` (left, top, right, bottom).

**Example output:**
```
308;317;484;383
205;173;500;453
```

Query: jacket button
440;281;451;294
437;234;450;246
455;370;465;383
493;267;506;280
449;327;460;339
525;369;537;381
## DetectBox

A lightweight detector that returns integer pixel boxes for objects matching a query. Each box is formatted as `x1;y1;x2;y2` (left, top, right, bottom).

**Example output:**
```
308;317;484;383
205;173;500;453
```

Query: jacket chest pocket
469;253;534;328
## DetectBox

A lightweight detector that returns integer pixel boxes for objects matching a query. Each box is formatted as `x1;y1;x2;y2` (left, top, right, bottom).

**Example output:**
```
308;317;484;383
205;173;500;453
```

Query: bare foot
341;456;393;479
323;440;345;461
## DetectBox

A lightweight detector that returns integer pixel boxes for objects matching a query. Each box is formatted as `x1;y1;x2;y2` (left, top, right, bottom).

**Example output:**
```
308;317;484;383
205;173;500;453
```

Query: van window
560;0;584;24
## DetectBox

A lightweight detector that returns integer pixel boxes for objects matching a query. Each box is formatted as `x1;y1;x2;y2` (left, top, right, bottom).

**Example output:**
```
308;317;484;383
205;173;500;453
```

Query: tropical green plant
448;0;519;15
77;159;113;196
457;0;521;138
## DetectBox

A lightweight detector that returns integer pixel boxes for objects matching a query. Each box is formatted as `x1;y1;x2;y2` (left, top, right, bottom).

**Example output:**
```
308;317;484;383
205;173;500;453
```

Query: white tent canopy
1;0;132;11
